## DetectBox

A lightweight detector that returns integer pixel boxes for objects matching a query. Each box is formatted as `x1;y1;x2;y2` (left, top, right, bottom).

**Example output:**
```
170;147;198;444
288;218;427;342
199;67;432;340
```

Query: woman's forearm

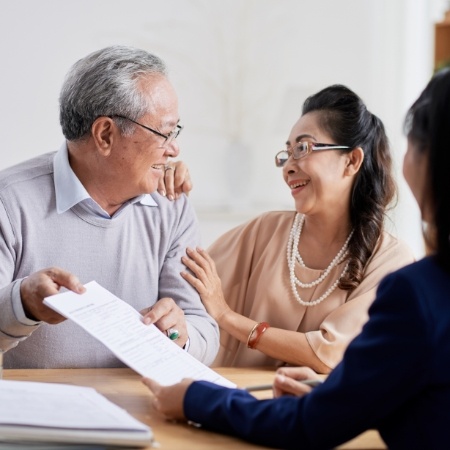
218;310;331;373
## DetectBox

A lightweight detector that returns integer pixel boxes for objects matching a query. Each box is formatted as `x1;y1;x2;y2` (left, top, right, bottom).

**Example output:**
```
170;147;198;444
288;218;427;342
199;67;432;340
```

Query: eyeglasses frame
275;142;351;167
109;115;183;145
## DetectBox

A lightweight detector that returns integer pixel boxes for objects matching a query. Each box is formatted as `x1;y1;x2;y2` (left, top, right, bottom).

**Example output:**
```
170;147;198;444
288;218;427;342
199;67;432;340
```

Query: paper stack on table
0;379;152;448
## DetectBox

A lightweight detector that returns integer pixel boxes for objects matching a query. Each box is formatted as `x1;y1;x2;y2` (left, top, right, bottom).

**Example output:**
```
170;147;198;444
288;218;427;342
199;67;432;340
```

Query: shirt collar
53;143;157;215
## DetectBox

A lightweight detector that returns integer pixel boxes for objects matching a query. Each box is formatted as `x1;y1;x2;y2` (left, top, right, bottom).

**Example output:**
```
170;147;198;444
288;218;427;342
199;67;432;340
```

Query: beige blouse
208;211;415;370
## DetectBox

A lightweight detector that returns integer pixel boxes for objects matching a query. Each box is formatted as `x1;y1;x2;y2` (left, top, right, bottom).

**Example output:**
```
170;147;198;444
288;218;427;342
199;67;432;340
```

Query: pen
244;384;273;392
244;379;323;392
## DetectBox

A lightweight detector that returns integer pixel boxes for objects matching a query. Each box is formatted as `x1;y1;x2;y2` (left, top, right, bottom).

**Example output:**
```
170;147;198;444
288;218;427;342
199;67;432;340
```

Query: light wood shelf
435;10;450;70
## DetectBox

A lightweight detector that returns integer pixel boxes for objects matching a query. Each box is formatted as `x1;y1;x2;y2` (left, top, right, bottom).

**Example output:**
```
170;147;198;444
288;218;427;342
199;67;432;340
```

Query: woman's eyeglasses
275;142;351;167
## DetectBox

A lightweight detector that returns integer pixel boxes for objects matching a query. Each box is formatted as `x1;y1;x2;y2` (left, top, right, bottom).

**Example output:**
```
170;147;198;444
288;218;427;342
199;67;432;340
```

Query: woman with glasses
180;84;414;373
145;69;450;450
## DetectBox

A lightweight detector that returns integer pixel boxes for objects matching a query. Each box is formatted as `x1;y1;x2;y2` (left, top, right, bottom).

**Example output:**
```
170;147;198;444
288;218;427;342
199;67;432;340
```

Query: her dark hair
404;68;450;272
302;85;396;290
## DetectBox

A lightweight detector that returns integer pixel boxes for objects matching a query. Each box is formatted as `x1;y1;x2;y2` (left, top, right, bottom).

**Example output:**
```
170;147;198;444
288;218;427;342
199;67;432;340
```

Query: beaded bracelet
247;321;270;349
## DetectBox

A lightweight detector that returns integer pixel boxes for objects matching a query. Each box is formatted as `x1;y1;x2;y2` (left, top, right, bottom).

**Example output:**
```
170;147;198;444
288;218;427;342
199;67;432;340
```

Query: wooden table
4;368;386;449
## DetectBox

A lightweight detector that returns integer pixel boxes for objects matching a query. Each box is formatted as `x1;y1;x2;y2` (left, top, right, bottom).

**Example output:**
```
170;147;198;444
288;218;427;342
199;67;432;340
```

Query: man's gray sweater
0;152;219;368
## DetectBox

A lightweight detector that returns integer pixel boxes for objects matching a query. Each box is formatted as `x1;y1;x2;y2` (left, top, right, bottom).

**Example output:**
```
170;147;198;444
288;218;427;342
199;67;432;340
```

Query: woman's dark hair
404;68;450;272
302;85;395;290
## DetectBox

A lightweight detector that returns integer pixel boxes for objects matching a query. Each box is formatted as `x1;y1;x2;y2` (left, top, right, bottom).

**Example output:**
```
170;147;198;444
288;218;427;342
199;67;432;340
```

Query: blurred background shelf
435;10;450;70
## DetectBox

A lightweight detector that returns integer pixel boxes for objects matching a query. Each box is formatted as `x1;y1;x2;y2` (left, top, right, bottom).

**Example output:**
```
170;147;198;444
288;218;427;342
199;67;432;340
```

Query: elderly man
0;45;219;368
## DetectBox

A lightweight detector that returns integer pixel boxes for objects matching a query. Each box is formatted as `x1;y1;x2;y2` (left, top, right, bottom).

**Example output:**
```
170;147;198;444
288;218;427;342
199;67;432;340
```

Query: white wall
1;0;448;254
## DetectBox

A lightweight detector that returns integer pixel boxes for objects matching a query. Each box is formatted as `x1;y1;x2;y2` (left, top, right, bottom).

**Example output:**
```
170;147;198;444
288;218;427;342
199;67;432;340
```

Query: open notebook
0;379;152;448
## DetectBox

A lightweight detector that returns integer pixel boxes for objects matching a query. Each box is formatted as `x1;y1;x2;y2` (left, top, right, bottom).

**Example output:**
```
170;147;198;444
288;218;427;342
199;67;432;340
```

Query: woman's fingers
273;374;313;398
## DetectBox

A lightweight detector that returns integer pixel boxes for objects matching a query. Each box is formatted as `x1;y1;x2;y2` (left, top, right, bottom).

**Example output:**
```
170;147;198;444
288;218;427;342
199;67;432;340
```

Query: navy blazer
184;256;450;449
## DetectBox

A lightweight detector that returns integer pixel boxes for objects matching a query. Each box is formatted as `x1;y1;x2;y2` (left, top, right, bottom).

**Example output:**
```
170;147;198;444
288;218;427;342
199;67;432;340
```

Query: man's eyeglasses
110;115;183;145
275;142;351;167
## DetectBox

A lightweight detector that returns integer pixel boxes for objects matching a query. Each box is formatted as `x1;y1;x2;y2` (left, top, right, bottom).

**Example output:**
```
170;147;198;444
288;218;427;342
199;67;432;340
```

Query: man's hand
20;267;86;324
157;160;192;201
141;298;189;348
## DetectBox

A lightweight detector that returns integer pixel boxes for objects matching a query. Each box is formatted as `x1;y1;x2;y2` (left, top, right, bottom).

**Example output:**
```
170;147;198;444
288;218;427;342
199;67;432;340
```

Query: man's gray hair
59;45;168;141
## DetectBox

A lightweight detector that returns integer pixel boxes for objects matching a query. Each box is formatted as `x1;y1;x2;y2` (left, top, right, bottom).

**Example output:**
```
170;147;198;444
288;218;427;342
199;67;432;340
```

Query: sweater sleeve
0;202;40;352
184;269;430;449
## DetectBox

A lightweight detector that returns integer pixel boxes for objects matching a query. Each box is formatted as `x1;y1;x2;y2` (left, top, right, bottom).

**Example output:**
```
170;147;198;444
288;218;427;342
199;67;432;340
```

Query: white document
43;281;235;388
0;379;152;447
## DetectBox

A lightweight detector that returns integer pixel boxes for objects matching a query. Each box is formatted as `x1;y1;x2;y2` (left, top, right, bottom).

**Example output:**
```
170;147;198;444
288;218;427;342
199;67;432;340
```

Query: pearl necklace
287;213;353;307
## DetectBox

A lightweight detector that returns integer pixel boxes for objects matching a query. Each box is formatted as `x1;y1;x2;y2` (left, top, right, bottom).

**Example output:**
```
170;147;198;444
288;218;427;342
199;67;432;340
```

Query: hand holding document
43;281;235;388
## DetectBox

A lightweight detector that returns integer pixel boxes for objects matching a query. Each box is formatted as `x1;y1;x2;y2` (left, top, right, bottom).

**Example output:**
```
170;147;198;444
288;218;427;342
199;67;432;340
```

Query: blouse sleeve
305;234;415;369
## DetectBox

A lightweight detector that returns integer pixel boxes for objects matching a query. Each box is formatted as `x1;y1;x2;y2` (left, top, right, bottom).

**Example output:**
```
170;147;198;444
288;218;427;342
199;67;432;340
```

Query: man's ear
91;117;115;156
344;147;364;176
